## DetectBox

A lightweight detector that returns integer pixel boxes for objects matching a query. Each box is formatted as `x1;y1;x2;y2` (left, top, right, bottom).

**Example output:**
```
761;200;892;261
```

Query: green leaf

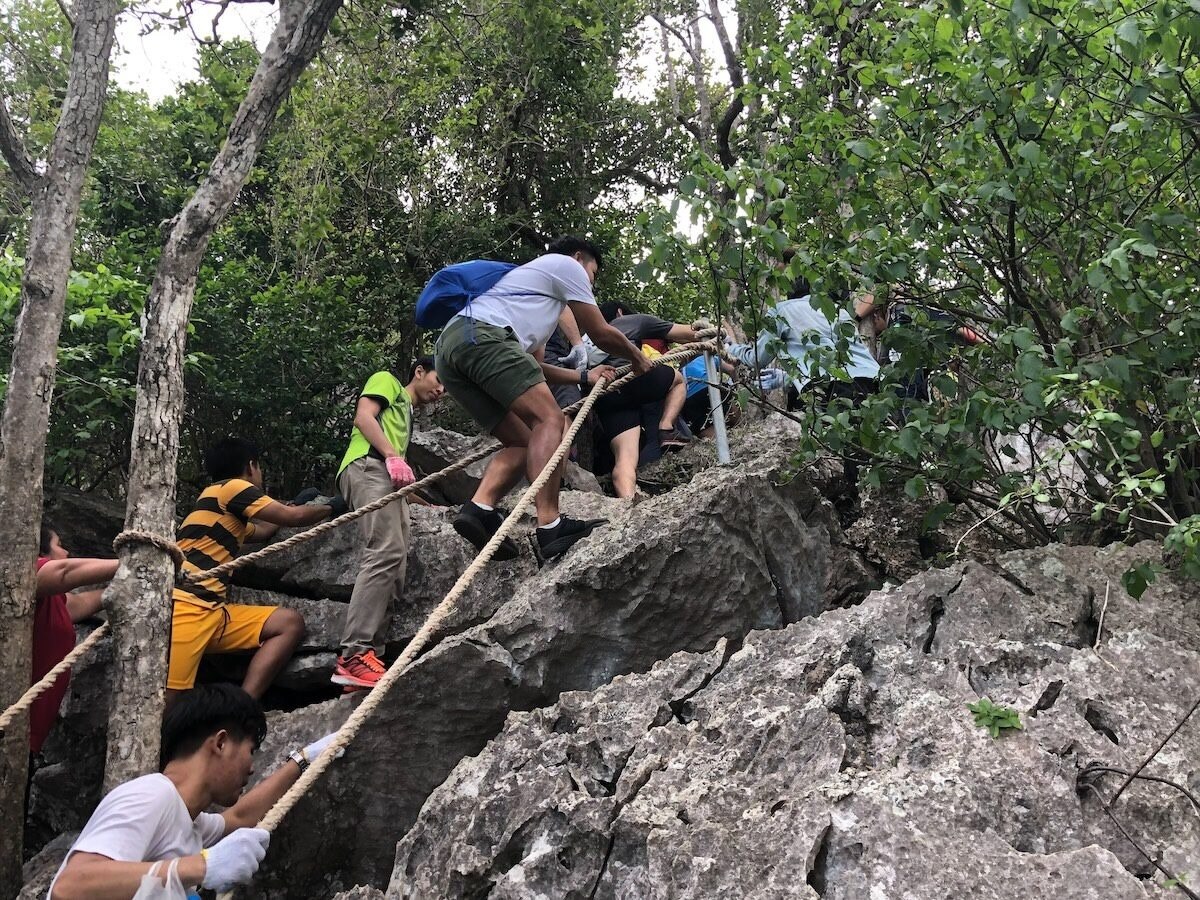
1121;562;1157;599
1017;140;1042;165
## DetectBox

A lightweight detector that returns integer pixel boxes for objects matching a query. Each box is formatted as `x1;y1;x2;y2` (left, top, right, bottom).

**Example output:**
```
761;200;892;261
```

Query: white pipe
704;350;731;465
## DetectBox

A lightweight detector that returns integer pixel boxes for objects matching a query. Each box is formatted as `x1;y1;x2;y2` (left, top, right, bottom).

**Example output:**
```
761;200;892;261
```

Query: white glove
563;343;588;371
758;368;787;391
201;828;270;891
302;732;345;764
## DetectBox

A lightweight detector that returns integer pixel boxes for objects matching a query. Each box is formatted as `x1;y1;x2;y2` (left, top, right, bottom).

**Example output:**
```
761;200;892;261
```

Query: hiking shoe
658;428;687;452
536;515;608;560
331;649;386;689
453;501;520;561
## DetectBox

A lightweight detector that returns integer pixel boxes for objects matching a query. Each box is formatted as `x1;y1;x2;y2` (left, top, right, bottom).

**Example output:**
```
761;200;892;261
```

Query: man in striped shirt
169;438;344;702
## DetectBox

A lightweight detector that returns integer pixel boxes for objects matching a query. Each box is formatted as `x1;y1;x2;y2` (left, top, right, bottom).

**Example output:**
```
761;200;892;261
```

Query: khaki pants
337;456;410;656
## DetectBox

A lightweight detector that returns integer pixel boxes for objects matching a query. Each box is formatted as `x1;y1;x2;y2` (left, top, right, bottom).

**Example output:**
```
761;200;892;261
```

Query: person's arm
36;558;118;598
220;759;302;833
569;302;652;375
666;323;699;343
557;307;583;346
250;501;332;529
51;852;206;900
352;396;401;459
244;520;281;543
65;589;105;623
728;329;778;371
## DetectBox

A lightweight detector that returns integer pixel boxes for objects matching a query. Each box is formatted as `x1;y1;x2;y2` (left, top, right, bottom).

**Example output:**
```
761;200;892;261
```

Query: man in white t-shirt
435;236;651;560
49;684;337;900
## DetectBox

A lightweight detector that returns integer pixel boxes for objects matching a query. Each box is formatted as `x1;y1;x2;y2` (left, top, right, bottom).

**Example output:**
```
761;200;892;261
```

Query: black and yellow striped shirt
172;478;273;608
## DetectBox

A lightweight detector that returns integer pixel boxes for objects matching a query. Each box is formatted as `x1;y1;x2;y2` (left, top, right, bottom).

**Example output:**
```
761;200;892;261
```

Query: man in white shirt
435;236;651;560
49;683;336;900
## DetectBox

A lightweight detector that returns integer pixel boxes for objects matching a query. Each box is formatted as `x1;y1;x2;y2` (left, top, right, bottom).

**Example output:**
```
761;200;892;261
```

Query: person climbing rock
30;525;116;756
170;438;342;703
48;684;339;900
435;236;645;561
332;355;445;691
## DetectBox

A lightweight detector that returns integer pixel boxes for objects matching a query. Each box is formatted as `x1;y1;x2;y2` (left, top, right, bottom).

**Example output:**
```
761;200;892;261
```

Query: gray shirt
728;296;880;392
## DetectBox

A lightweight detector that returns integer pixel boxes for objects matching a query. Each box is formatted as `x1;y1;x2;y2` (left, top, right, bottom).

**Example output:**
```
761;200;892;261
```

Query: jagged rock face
249;442;846;896
385;543;1199;899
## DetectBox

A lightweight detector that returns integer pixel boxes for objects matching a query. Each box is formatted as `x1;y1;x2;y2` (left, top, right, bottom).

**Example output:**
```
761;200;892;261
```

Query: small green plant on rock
968;698;1024;738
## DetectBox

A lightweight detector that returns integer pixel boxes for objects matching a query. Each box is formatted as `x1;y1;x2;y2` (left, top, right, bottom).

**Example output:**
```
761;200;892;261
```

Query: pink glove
386;456;415;489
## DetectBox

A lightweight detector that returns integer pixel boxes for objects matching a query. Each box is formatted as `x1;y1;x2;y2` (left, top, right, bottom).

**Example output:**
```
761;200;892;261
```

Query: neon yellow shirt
338;372;412;475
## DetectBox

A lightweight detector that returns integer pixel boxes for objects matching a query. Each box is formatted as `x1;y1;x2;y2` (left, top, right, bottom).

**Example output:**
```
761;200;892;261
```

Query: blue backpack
415;260;517;329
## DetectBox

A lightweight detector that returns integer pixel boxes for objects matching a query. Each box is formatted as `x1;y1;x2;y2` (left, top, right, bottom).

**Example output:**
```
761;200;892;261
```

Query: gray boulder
383;543;1197;899
406;426;495;505
248;437;846;896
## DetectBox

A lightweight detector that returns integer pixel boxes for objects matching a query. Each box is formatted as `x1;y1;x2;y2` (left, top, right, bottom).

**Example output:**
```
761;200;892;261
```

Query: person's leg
165;601;217;705
373;499;410;657
506;382;567;525
609;428;641;498
240;608;305;698
659;371;687;433
471;414;533;508
338;459;408;667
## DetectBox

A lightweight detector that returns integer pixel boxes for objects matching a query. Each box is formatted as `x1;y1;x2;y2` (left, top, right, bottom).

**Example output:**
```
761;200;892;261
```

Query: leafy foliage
968;698;1024;738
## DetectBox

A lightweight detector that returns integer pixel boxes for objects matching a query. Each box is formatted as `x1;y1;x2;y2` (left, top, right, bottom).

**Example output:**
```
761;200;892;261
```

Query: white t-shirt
460;253;597;352
48;773;226;898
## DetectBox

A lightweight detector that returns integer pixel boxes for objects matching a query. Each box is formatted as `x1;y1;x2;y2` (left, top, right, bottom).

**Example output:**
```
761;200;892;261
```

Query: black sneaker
453;501;520;561
535;515;608;559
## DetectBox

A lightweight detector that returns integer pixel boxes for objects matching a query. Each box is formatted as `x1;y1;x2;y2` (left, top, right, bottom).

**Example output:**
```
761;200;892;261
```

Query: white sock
538;517;561;530
474;501;494;511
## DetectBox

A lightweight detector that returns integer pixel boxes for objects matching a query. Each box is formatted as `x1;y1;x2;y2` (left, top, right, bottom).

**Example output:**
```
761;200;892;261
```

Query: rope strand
0;624;110;734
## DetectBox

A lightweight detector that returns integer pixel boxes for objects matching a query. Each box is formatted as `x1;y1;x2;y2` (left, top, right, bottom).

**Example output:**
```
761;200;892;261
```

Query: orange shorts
168;601;277;690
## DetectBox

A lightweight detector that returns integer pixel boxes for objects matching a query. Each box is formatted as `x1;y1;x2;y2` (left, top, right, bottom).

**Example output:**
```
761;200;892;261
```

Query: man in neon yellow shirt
333;355;444;689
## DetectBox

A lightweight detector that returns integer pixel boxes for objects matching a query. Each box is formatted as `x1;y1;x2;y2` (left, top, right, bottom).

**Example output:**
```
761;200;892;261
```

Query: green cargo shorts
434;317;546;433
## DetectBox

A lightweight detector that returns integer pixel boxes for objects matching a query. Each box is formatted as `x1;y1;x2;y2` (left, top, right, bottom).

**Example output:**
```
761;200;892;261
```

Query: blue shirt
727;295;879;392
682;356;709;399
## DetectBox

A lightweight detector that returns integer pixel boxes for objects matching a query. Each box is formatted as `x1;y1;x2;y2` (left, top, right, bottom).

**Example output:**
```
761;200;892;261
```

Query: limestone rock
406;426;495;505
248;439;843;896
41;487;125;558
383;543;1198;899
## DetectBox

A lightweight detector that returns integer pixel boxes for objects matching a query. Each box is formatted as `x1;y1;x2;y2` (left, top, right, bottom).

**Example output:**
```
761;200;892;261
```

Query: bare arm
569;302;652;374
65;589;104;623
220;759;302;832
353;396;401;459
250;501;331;528
666;323;699;343
557;307;582;346
51;851;206;900
36;558;118;597
244;520;281;543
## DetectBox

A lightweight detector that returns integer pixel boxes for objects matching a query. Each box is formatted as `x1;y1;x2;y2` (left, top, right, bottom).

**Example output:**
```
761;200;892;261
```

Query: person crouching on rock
435;235;645;561
331;355;445;691
169;438;343;704
49;684;340;900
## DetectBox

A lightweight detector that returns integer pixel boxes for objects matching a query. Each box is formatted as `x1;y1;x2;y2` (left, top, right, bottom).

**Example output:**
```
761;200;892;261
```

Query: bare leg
242;608;305;699
609;428;640;498
507;383;568;525
659;372;687;432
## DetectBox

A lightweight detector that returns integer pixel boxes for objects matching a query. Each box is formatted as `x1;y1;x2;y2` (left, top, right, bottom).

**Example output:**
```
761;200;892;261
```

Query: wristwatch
289;748;308;772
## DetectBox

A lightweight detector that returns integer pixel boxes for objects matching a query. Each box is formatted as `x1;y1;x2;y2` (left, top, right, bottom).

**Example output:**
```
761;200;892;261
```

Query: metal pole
704;350;731;465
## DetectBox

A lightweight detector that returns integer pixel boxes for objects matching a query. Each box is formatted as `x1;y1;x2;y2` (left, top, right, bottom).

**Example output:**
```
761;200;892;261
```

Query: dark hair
547;236;603;269
789;276;811;300
408;354;435;381
161;684;267;768
598;301;634;323
39;524;57;555
204;437;261;481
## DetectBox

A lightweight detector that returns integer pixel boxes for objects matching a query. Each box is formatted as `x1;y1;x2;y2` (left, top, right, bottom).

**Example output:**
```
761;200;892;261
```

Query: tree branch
0;97;39;196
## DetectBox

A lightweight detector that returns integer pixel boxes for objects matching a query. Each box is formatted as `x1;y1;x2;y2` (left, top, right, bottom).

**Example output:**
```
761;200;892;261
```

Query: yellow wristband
200;849;209;861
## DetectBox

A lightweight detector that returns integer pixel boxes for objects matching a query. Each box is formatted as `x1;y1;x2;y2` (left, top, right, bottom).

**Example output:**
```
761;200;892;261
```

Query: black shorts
682;387;732;434
594;366;674;438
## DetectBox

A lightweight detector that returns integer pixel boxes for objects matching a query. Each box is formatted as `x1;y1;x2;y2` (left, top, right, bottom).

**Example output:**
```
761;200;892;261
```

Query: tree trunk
0;0;117;891
102;0;345;792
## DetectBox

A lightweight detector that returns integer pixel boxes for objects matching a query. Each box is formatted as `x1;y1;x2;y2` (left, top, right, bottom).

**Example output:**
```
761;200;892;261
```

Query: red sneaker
331;649;386;688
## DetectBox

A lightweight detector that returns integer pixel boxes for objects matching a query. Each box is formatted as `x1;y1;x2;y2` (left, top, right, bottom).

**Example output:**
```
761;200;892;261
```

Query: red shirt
30;557;76;755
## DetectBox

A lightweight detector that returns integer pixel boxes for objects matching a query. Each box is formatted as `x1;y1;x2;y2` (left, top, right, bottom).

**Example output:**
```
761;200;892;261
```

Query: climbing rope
0;623;110;735
113;530;185;569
